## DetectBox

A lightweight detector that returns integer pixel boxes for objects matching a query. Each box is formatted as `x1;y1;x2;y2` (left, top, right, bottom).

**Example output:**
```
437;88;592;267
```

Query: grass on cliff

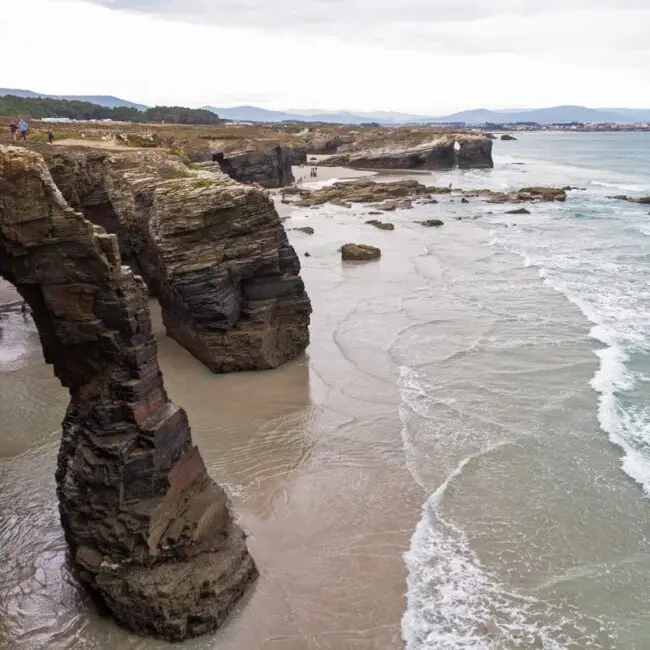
26;130;74;143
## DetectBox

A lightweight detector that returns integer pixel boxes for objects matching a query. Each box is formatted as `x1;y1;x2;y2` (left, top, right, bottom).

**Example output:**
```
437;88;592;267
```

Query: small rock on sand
365;220;395;231
417;219;444;227
341;243;381;261
505;208;531;215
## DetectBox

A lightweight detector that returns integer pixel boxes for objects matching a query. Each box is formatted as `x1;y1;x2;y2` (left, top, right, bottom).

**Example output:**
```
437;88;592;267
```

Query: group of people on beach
9;119;29;141
296;167;319;184
8;119;55;144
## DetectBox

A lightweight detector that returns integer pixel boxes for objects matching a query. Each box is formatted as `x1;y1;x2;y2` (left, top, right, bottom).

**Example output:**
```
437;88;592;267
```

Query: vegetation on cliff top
0;95;221;125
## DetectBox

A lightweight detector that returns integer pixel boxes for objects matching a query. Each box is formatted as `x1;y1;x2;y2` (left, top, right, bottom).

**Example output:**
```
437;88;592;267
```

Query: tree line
0;95;221;124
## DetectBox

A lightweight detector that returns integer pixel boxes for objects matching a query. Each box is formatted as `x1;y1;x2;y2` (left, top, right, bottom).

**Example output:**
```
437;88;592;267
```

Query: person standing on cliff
9;122;18;141
18;118;28;141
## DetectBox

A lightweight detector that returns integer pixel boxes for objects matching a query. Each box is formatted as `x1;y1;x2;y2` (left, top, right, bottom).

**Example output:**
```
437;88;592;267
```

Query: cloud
4;0;650;112
87;0;649;29
75;0;650;65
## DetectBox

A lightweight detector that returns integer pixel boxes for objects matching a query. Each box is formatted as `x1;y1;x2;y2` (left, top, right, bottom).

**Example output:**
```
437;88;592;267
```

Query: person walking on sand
47;130;54;144
18;118;28;142
9;121;18;141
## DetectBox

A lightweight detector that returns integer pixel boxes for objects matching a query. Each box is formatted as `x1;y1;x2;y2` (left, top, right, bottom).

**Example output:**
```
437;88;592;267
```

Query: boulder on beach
501;134;517;141
341;243;382;261
505;208;531;215
417;219;445;227
294;226;315;234
365;220;395;230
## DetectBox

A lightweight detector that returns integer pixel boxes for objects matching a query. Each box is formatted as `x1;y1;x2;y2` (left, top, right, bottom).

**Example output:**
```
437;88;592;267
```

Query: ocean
397;132;650;649
1;132;650;649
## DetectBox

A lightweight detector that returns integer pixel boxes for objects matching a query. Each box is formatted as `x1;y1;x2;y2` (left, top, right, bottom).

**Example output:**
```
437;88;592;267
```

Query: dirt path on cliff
50;139;139;151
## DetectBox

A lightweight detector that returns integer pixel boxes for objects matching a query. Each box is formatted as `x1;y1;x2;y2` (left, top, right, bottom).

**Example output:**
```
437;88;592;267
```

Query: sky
1;0;649;114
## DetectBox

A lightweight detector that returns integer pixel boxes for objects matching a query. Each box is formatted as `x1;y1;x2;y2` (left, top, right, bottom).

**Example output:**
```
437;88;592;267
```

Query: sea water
397;132;650;649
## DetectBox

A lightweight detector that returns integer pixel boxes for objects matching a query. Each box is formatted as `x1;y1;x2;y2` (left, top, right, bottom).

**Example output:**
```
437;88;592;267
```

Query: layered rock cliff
186;143;295;188
44;147;312;373
318;134;493;170
212;146;294;187
0;145;256;640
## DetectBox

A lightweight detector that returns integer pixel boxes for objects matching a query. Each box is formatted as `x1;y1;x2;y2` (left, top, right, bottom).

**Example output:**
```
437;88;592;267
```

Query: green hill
0;95;220;125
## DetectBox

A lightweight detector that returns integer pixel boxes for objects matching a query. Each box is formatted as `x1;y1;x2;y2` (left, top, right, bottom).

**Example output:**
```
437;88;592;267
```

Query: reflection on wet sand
0;270;422;649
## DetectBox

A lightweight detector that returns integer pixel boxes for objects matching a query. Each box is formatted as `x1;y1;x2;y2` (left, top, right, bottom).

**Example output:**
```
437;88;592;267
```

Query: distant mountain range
203;104;650;125
427;105;650;125
0;88;147;111
201;105;387;125
2;89;649;125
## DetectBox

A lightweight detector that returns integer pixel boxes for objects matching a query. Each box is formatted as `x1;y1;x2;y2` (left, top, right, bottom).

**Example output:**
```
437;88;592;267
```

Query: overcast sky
2;0;649;113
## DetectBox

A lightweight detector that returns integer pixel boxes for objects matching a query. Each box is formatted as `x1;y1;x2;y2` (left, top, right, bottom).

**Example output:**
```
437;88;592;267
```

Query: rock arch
0;146;256;640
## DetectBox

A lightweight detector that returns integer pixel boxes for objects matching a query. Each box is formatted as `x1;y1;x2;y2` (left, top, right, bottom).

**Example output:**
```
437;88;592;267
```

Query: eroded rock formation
212;145;294;188
318;134;493;170
462;186;567;203
292;178;430;207
0;145;256;640
43;147;312;373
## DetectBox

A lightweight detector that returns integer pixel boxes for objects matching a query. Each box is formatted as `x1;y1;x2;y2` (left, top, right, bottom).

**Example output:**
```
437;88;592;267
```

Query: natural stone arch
0;146;256;640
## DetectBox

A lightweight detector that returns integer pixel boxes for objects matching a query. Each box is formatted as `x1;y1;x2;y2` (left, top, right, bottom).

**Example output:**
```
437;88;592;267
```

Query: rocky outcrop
212;145;294;188
608;194;650;204
341;243;381;261
369;198;413;211
0;145;256;640
462;186;567;203
293;179;430;207
44;147;312;373
318;134;493;170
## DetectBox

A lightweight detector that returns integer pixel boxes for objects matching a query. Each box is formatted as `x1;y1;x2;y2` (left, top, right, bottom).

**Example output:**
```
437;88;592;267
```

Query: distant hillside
204;104;650;125
0;88;147;111
202;105;393;125
600;108;650;123
0;95;220;124
428;105;642;125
